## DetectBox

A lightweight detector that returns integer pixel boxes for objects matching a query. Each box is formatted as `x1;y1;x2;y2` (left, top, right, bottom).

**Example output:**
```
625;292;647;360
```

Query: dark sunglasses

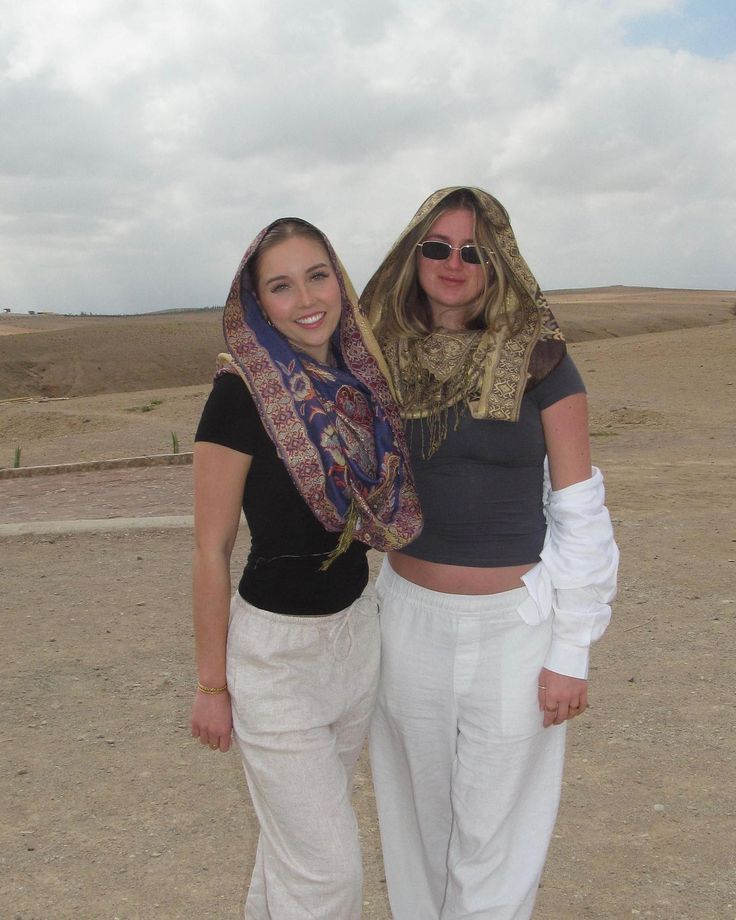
416;241;492;265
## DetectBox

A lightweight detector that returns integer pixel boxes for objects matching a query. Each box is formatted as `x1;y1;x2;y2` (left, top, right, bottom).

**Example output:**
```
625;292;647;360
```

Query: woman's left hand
537;667;588;727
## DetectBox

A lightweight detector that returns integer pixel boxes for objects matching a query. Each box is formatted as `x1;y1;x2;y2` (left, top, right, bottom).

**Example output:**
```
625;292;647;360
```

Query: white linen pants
226;590;380;920
369;560;566;920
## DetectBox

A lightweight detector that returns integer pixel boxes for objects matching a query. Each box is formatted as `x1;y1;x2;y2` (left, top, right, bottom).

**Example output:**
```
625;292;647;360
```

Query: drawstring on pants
325;591;377;663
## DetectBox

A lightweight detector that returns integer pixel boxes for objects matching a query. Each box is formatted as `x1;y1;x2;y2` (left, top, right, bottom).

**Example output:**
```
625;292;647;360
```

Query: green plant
127;398;164;414
13;446;21;468
171;431;180;454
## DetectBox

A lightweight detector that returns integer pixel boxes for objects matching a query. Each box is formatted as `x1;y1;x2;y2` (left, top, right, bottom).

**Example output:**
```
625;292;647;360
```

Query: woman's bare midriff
387;551;536;595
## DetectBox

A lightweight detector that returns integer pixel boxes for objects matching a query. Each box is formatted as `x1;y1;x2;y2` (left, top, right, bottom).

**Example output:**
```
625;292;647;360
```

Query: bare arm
538;393;592;726
542;392;591;489
190;441;251;752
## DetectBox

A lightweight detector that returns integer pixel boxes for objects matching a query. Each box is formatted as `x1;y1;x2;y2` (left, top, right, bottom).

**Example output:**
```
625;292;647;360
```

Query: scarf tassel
319;500;361;571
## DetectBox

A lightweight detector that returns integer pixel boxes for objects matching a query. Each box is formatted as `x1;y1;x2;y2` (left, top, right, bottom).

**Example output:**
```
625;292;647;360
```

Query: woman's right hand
191;689;233;753
191;441;251;756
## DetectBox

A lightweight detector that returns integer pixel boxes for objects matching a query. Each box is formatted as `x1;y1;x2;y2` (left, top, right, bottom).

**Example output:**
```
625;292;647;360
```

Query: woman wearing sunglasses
361;187;618;919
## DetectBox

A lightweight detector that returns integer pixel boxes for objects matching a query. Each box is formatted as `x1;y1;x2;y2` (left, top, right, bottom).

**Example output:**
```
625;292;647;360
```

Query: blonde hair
374;190;524;342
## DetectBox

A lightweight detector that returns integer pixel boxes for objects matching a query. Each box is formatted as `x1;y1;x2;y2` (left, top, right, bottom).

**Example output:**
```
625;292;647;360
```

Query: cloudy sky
2;0;734;314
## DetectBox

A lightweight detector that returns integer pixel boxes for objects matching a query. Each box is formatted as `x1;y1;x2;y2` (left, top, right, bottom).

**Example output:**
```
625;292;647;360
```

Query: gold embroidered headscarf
360;187;566;443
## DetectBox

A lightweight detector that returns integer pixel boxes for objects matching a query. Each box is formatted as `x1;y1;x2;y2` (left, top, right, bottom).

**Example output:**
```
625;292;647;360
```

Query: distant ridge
1;288;734;399
143;305;223;316
545;286;735;344
547;284;736;295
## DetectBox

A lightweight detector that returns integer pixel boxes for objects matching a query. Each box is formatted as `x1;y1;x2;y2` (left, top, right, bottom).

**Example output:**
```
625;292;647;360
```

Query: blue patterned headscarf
219;218;422;557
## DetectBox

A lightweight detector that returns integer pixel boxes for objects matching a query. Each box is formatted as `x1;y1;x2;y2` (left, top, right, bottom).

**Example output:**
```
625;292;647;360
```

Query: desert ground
1;288;735;919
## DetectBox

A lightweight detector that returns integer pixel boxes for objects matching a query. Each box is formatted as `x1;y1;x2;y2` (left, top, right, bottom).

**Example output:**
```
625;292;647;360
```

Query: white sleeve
539;464;619;679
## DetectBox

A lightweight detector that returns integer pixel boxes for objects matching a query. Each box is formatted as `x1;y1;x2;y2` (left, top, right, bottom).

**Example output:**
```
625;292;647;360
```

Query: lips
295;311;326;327
438;275;465;286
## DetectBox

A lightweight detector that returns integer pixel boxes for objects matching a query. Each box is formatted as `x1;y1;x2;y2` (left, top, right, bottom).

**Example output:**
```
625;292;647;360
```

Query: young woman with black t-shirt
190;218;421;919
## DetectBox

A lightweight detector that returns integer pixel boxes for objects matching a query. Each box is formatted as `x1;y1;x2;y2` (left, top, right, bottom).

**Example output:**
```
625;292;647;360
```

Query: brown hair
248;219;328;295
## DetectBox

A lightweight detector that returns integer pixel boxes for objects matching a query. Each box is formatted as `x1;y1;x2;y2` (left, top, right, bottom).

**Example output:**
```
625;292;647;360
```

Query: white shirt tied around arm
519;461;619;679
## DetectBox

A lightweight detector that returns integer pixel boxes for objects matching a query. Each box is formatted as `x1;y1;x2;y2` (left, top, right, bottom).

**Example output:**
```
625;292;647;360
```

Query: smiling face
416;207;486;330
254;235;343;363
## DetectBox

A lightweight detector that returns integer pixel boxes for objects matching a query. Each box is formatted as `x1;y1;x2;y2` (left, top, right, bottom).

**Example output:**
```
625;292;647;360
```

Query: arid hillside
1;287;734;400
0;311;223;400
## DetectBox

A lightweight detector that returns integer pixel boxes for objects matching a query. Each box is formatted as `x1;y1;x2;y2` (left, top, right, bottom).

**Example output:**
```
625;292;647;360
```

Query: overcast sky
2;0;734;314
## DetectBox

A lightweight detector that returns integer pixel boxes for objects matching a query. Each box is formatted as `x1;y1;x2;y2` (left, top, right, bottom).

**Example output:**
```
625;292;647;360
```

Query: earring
253;292;274;327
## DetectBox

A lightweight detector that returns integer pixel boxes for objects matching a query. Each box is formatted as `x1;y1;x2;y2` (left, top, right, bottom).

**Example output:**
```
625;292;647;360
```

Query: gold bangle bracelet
197;681;228;695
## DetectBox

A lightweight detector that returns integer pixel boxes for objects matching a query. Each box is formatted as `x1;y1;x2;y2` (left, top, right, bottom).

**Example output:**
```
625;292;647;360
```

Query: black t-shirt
195;373;369;615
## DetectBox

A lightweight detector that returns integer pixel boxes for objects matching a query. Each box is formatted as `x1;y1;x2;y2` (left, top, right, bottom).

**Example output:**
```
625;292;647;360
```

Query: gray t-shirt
400;354;586;567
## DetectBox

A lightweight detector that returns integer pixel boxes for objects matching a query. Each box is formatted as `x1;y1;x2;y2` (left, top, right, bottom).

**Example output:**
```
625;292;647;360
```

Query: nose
446;247;464;269
295;282;316;308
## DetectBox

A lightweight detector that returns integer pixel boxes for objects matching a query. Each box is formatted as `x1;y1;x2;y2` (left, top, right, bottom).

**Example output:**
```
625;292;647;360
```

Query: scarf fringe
319;500;360;571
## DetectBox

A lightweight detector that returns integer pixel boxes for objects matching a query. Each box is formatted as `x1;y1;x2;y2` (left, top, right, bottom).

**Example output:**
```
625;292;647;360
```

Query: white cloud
1;0;734;313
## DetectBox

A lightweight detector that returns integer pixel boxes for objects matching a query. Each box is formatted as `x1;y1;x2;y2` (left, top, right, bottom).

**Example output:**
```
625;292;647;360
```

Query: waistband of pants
377;558;528;616
231;588;376;628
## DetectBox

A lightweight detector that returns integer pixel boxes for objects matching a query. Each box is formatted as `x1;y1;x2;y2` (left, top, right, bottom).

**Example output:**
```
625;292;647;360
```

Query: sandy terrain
1;288;735;919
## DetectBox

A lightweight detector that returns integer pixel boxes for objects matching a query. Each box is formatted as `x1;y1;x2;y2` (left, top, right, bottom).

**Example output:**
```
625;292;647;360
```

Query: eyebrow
263;262;330;287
